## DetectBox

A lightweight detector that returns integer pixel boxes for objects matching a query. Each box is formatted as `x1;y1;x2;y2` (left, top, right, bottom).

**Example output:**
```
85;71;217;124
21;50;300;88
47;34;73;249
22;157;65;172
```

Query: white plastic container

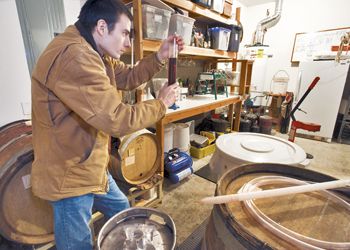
271;70;289;95
142;4;171;40
168;14;195;46
164;124;174;153
210;27;231;51
210;133;308;177
211;0;225;14
173;123;190;153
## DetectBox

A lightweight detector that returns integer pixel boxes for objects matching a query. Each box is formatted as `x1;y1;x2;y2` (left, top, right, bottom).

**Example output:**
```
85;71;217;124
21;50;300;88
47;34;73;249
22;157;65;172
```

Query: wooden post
239;60;247;96
133;0;144;103
235;7;241;22
133;0;143;61
246;61;253;95
156;119;165;177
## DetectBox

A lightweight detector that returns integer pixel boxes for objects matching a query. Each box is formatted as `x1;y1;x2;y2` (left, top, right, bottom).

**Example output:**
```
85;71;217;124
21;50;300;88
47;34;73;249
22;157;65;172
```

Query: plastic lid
170;13;195;22
209;27;231;32
143;0;174;13
216;133;306;164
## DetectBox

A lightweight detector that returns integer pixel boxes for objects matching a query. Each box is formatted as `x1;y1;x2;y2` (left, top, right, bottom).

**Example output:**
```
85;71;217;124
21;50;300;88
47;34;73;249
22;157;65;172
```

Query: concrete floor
157;133;350;246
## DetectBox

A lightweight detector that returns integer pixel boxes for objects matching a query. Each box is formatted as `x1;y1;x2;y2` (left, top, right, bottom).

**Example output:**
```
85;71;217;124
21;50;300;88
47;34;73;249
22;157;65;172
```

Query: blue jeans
50;174;130;250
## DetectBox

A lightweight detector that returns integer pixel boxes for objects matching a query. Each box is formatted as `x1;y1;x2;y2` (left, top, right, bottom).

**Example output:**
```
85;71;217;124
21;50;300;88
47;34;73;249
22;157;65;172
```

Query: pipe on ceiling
253;0;283;46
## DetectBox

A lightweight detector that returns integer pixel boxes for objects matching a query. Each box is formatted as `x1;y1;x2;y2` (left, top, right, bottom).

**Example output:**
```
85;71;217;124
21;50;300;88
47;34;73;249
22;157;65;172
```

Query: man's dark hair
78;0;132;32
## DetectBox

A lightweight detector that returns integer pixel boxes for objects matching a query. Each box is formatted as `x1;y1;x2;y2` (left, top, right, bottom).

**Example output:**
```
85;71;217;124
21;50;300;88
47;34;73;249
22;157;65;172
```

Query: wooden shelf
162;0;234;24
125;0;251;206
143;39;236;59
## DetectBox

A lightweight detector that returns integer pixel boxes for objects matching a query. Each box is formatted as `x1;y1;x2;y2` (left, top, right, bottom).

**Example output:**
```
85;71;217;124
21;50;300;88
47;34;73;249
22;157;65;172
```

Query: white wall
238;0;350;92
63;0;84;25
0;0;31;126
0;0;83;127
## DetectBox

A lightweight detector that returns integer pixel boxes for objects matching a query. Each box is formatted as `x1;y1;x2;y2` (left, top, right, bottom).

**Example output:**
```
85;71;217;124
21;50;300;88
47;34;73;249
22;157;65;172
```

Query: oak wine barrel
0;119;31;150
202;163;350;249
109;129;160;185
0;121;54;245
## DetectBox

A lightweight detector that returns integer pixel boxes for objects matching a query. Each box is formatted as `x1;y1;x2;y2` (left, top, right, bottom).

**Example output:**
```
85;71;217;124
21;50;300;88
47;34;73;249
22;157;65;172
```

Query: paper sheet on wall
291;27;350;62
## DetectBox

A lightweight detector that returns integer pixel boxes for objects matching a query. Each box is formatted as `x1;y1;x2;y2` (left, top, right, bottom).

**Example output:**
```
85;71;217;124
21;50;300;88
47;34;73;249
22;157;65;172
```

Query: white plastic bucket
173;123;190;152
271;70;289;95
164;124;174;153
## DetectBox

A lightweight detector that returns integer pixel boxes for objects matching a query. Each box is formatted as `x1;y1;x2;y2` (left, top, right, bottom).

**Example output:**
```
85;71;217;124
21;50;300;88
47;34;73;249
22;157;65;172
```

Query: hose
238;176;350;250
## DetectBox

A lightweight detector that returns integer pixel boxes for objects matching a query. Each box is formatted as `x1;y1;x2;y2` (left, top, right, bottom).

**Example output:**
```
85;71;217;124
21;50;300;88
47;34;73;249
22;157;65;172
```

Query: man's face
100;13;131;59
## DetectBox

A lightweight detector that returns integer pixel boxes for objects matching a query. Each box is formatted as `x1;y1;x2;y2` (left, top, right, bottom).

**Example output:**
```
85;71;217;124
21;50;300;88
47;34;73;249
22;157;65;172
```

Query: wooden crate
116;174;163;207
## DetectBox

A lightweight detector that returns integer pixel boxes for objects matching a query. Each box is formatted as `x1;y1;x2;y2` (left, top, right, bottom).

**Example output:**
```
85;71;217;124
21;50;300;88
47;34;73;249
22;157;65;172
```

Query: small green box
190;143;216;159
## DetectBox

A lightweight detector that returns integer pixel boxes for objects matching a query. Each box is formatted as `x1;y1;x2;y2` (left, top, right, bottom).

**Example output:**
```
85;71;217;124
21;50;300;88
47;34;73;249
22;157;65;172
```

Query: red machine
288;77;321;143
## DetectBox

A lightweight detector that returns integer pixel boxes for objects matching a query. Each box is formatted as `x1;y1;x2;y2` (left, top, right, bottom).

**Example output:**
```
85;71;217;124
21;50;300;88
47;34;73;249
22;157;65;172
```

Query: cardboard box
222;2;232;17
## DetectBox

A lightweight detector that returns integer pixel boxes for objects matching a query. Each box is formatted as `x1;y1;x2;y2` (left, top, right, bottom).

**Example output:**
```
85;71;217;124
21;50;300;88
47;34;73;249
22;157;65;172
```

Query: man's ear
95;19;108;36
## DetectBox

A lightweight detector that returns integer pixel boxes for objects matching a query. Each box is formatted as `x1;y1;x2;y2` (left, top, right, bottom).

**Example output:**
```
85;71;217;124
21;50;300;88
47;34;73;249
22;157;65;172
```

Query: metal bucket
97;207;176;250
202;163;350;249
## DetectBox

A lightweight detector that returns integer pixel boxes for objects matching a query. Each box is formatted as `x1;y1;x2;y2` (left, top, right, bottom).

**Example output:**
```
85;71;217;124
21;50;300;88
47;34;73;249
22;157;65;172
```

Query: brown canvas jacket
31;25;166;201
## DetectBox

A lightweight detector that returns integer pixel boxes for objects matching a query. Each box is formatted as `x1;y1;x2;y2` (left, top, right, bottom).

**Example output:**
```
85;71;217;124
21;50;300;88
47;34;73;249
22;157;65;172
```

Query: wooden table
156;94;242;175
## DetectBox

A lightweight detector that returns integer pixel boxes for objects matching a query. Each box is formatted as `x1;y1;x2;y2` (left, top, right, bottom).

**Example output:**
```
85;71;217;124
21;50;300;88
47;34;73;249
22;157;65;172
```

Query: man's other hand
157;82;179;107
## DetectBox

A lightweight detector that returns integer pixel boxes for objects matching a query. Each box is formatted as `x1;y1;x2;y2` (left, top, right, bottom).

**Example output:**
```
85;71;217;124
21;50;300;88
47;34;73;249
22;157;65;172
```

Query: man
30;0;184;249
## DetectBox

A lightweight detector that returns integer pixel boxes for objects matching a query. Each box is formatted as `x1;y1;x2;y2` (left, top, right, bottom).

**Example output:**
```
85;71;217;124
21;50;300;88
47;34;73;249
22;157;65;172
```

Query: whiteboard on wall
291;27;350;63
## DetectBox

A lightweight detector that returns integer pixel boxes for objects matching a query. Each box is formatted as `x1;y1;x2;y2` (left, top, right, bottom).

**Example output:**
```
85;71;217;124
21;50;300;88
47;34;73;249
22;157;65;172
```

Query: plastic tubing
238;176;350;250
202;179;350;204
